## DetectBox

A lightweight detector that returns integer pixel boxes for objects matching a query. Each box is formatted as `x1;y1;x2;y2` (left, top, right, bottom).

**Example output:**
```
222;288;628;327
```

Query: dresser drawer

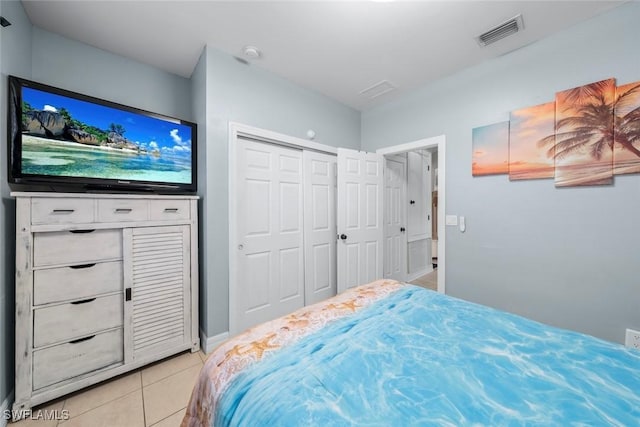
149;200;191;221
31;198;94;225
33;261;123;305
33;294;123;348
97;199;149;222
33;229;122;267
33;329;123;390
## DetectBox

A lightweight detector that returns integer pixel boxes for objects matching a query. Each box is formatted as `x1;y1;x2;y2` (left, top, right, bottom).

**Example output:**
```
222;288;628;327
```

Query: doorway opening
377;135;446;294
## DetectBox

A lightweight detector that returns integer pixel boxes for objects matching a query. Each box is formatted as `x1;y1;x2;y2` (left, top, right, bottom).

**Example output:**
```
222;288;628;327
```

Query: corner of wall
1;0;33;410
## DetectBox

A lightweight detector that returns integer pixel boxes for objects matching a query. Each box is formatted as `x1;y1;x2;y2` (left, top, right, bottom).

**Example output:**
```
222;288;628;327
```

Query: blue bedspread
216;286;640;426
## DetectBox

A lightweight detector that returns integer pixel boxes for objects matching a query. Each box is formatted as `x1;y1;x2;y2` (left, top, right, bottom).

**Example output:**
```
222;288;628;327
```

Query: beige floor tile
58;390;144;427
11;399;66;427
143;364;201;426
64;371;141;418
149;408;186;427
141;352;202;387
411;269;438;291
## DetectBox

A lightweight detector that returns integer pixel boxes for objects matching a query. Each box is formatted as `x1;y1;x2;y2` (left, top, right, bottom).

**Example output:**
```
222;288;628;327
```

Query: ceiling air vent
476;14;524;47
360;80;396;99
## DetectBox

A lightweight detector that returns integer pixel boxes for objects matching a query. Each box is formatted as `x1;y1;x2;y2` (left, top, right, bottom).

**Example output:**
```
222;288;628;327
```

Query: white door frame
228;122;337;336
376;135;446;294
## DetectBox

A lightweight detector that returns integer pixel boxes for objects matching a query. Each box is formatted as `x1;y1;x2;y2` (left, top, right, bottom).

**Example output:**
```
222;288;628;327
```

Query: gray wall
31;28;192;121
361;2;640;344
198;47;361;337
0;0;31;409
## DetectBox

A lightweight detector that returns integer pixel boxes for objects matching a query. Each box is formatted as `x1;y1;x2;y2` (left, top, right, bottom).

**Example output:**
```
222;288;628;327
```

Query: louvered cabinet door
123;225;191;362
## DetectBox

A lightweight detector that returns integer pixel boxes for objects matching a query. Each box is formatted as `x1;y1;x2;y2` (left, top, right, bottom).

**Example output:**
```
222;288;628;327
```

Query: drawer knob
69;229;96;234
164;208;179;213
114;208;133;213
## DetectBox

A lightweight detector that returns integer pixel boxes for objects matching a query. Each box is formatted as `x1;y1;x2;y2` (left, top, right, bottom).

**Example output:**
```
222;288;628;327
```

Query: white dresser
11;192;199;416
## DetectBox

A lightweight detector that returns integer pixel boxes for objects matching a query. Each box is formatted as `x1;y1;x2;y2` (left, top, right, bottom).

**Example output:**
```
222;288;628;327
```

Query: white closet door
303;151;337;305
337;148;384;293
383;155;407;281
235;139;304;332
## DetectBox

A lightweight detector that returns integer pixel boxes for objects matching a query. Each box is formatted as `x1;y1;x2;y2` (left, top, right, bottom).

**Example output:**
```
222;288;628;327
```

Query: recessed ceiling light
243;45;262;59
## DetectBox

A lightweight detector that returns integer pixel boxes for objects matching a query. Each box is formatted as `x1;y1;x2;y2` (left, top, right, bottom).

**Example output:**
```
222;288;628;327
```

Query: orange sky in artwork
472;121;509;176
509;102;555;177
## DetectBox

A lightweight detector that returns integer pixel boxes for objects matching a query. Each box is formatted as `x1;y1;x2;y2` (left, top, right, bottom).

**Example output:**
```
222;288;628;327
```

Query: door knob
410;200;415;204
340;234;348;240
400;227;405;232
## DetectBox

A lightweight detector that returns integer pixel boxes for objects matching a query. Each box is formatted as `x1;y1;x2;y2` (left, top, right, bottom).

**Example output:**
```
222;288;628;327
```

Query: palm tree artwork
538;79;616;187
613;81;640;175
473;77;640;187
509;102;556;180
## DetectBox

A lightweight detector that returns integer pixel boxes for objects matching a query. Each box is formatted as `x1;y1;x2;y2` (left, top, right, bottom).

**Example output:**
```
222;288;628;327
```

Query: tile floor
410;268;438;291
12;350;207;427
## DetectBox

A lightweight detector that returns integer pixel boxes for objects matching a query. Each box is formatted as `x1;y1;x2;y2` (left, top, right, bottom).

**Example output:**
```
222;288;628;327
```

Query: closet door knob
340;234;348;240
400;227;406;233
410;200;415;205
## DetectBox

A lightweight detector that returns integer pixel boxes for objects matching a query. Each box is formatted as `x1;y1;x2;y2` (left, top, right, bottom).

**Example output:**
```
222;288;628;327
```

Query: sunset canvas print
613;81;640;175
549;78;615;187
509;102;555;180
472;121;509;176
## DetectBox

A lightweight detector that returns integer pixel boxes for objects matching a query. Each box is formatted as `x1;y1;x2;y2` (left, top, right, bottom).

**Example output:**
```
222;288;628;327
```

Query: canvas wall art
472;121;509;176
474;76;640;188
509;102;555;180
613;81;640;175
552;78;615;187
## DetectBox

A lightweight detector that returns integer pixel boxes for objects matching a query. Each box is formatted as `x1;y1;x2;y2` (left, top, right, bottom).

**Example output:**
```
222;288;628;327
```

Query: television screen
7;76;197;193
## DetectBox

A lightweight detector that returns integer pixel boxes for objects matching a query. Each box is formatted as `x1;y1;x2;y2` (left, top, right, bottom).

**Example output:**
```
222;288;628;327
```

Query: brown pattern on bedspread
181;279;403;427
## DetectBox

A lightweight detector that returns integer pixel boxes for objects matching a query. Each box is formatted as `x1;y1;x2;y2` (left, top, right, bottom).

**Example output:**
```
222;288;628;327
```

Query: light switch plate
445;215;458;226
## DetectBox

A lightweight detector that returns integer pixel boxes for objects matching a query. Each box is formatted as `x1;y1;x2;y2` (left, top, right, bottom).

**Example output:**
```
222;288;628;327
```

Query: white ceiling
21;0;625;111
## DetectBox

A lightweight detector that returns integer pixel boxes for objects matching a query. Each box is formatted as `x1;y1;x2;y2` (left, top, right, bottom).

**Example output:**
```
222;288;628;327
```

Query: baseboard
1;390;14;427
199;329;229;354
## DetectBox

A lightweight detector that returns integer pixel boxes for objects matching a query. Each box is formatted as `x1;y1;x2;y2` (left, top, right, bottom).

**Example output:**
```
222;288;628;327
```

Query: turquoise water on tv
21;136;191;184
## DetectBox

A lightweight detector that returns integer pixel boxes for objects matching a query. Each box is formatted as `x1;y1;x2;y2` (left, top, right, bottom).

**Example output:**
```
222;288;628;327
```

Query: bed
182;279;640;426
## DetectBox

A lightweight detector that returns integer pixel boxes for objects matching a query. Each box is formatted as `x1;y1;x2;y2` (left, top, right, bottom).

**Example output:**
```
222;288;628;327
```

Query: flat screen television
7;75;197;193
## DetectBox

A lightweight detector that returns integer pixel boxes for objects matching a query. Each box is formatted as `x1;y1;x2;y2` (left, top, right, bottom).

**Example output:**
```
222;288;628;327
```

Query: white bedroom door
383;155;407;281
303;151;337;305
235;138;305;332
337;148;384;293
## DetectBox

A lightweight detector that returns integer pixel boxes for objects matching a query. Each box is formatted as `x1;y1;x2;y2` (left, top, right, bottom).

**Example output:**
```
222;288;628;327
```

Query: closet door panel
235;139;304;332
303;151;337;305
337;148;383;293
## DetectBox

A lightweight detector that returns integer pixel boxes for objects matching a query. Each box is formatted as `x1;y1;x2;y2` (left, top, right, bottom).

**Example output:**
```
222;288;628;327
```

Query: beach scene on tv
20;86;193;185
